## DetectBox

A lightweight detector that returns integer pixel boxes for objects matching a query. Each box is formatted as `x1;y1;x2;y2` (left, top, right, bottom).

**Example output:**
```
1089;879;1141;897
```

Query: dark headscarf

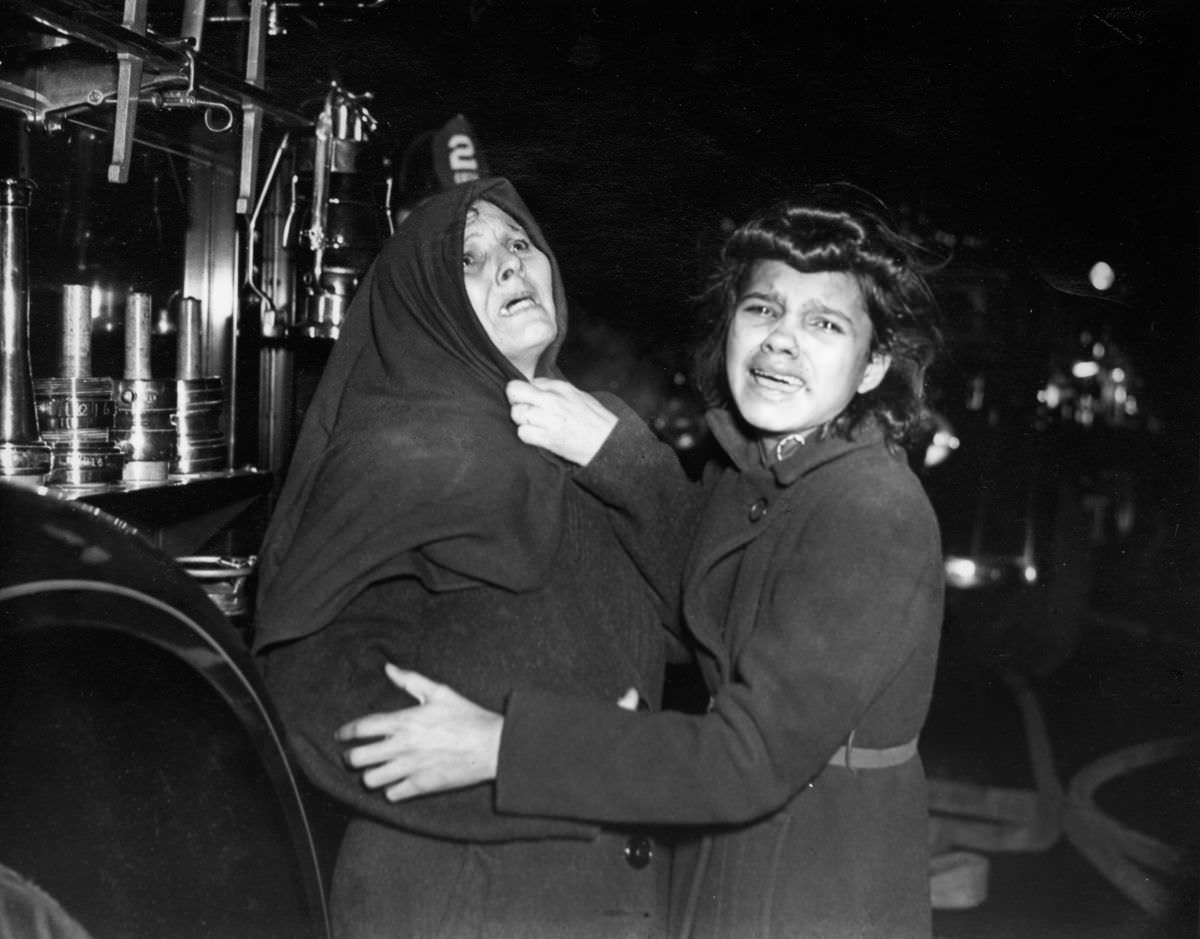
253;178;570;654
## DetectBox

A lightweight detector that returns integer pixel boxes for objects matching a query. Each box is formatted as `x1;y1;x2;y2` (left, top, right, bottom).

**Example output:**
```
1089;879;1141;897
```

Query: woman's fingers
507;376;570;396
505;378;550;407
504;378;616;465
507;382;562;430
506;377;601;415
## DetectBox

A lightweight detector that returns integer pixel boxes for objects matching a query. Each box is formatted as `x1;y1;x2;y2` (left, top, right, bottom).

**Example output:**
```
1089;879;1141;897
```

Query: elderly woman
336;187;947;939
253;178;670;939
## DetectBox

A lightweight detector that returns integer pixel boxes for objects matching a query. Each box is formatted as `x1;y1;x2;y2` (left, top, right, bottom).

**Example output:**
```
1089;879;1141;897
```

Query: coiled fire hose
928;670;1197;915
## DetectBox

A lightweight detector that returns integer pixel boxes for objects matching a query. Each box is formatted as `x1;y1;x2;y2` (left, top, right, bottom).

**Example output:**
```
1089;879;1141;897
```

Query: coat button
748;497;768;522
624;835;653;869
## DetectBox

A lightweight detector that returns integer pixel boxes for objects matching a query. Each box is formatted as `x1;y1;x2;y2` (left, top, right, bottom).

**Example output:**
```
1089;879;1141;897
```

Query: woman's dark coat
495;407;944;939
253;178;669;939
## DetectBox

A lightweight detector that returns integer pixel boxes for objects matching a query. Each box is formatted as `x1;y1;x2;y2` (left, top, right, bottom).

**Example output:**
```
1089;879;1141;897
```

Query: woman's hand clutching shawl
506;378;617;467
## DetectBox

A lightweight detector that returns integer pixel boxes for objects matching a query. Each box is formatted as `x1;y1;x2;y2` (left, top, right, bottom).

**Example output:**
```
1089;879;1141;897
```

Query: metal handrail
8;0;309;127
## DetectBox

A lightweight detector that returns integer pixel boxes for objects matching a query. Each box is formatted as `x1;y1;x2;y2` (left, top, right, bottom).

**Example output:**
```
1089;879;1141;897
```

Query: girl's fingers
384;663;439;705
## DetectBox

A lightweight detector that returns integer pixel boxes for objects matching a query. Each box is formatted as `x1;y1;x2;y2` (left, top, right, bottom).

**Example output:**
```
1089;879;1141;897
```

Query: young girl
336;186;946;939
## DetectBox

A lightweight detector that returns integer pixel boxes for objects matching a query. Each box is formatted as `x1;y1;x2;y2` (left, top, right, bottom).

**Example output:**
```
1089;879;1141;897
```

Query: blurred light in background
923;418;960;468
1089;260;1115;291
944;555;1040;590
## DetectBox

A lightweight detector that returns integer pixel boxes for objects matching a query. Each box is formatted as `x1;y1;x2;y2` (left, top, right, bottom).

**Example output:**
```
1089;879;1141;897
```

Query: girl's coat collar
705;408;889;485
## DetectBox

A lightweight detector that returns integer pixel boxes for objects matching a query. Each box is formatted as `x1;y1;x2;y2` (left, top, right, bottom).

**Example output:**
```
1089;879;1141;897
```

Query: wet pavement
924;543;1199;939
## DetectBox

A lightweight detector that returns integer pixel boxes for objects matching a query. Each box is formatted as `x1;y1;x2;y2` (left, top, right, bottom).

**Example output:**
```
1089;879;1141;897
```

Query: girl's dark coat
498;406;944;939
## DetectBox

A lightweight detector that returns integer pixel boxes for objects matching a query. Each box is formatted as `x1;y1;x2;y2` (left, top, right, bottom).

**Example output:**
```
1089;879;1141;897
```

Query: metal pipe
177;296;204;380
114;290;175;480
61;283;92;379
0;177;52;482
124;290;153;380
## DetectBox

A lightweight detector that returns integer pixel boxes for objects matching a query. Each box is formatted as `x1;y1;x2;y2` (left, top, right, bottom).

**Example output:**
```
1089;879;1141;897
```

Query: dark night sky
262;2;1196;320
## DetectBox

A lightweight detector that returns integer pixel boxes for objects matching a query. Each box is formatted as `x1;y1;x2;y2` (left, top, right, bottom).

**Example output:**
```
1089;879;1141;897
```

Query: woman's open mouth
501;292;541;317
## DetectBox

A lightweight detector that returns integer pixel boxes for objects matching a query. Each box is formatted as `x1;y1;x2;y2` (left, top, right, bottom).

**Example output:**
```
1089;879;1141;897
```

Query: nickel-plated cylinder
33;283;124;485
113;290;175;481
177;297;204;381
34;376;124;485
171;297;226;475
0;178;52;481
61;283;92;380
172;377;225;475
124;291;153;381
113;378;176;480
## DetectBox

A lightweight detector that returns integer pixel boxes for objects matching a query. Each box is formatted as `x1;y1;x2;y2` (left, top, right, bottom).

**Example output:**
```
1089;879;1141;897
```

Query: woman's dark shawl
253;177;570;654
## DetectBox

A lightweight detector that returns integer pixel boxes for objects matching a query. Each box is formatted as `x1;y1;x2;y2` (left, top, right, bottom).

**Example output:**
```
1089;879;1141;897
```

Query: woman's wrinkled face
462;200;557;379
725;260;890;451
